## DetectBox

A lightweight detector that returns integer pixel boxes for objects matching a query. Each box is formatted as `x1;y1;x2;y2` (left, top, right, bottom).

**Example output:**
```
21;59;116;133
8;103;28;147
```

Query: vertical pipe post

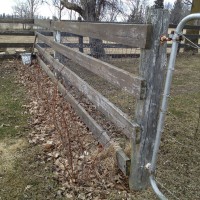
149;13;200;200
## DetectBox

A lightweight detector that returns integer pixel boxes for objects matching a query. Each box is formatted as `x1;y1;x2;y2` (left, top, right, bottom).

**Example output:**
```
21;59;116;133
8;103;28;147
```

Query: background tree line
10;0;199;25
8;0;199;54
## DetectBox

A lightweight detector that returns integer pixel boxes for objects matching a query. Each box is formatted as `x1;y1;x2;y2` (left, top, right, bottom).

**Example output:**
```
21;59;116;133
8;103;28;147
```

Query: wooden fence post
78;17;84;53
129;9;169;190
53;17;61;61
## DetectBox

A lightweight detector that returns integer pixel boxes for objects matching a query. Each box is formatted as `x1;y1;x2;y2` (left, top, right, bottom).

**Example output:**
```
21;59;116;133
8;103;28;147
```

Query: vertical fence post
78;17;84;53
53;17;61;61
129;9;169;190
53;17;63;79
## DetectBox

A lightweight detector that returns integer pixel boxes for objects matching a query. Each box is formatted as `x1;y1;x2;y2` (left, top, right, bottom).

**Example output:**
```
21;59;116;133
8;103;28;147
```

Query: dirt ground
0;59;154;199
0;52;199;200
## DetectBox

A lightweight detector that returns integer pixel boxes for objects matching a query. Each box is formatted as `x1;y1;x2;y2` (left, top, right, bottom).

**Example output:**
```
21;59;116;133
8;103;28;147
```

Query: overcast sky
2;0;176;18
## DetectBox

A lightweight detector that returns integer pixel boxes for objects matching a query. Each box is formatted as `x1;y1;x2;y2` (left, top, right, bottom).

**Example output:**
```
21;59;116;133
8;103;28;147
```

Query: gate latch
160;31;183;44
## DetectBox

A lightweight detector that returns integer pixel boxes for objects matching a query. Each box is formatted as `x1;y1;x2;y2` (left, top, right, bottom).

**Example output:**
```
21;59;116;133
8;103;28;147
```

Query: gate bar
148;13;200;200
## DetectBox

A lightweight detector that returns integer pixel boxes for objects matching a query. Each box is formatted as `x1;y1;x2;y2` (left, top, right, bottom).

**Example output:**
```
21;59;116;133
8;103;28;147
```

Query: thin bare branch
61;0;84;17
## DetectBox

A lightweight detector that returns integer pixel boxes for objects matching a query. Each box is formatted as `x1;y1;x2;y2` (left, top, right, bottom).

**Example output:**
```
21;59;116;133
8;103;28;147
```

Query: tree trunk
184;0;200;53
80;0;106;58
89;38;105;58
61;0;106;57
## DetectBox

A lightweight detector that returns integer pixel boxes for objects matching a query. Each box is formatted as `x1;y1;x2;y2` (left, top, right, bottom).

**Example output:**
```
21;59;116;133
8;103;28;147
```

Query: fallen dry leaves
17;60;131;199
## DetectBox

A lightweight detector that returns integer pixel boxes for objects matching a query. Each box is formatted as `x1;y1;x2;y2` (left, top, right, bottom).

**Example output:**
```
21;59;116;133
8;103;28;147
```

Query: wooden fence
0;18;199;55
0;11;199;190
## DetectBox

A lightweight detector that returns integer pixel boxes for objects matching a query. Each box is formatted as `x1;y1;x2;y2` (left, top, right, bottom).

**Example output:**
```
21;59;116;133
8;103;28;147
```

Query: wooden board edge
37;55;130;176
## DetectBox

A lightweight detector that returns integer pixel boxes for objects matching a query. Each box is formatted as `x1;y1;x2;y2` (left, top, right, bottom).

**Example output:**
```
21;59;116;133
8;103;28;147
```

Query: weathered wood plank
0;53;36;59
169;23;200;30
129;9;170;190
37;31;80;37
36;44;139;138
184;34;200;39
0;18;34;24
34;19;51;29
38;42;134;49
36;32;145;99
0;30;34;36
116;149;130;176
167;43;200;48
0;43;33;48
37;55;130;175
34;19;152;48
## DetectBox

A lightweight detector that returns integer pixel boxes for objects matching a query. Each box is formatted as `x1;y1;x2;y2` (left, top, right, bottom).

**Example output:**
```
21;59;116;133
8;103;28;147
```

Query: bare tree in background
184;0;192;5
50;0;65;20
99;0;124;22
12;0;29;18
154;0;164;9
127;0;149;23
60;0;124;21
12;0;42;18
170;0;188;24
60;0;125;57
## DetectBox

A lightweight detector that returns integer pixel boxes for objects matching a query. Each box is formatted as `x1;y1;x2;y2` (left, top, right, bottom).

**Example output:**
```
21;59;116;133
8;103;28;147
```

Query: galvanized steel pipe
149;13;200;200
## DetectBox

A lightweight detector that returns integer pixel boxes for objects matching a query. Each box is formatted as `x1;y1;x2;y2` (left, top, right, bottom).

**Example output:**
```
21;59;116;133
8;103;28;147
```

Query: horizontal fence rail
0;18;34;24
0;43;33;48
0;30;35;36
37;55;131;176
34;19;152;48
1;12;198;192
36;32;146;99
36;44;139;139
169;23;200;30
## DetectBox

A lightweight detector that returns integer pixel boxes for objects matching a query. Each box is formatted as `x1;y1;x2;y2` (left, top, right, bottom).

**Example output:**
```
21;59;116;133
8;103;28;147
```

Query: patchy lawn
0;60;63;200
0;52;199;200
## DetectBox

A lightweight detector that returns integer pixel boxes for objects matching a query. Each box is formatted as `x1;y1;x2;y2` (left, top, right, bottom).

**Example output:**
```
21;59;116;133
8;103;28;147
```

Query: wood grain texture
34;19;152;48
37;56;130;175
0;43;33;48
0;18;34;24
0;30;34;36
36;32;145;99
34;19;51;29
36;44;139;138
129;9;170;190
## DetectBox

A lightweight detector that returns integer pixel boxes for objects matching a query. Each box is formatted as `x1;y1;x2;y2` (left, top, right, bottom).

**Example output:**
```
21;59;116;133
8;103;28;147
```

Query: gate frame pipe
148;13;200;200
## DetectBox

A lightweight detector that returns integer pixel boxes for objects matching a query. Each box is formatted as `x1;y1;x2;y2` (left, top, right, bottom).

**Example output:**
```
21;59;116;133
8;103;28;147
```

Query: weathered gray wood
167;43;200;48
0;43;33;48
184;34;200;39
116;148;130;176
36;32;145;99
0;18;34;24
0;30;34;36
34;19;51;29
37;31;81;37
36;44;139;138
37;55;130;175
0;54;18;59
38;42;134;49
79;35;83;53
34;19;152;48
169;24;200;30
129;9;170;190
53;28;61;61
78;17;84;53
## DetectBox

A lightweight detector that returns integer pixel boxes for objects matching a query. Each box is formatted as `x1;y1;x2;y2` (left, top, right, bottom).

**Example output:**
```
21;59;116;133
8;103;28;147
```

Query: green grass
0;66;28;139
0;61;63;200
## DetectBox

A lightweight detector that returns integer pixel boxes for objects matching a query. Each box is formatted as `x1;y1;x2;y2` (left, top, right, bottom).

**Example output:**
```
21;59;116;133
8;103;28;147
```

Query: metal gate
147;13;200;200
